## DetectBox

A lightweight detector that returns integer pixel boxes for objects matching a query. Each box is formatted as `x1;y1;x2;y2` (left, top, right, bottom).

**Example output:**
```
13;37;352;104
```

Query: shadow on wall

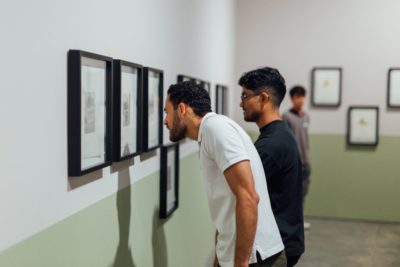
110;168;136;267
152;208;169;267
67;169;103;191
345;143;377;153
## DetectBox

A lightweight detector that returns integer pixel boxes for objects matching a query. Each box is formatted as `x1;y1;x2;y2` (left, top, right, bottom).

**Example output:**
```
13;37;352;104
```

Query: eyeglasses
240;92;259;101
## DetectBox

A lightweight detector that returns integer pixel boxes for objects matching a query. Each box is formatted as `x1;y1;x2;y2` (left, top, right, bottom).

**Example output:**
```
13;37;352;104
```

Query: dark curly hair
238;67;286;106
289;85;306;98
167;81;212;117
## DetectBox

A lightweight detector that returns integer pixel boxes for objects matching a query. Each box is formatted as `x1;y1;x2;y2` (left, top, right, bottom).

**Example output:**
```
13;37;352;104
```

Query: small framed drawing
202;81;211;93
177;74;193;83
68;50;112;176
159;143;179;219
112;60;143;161
216;84;228;115
143;67;163;151
177;74;205;87
311;67;342;107
387;68;400;108
347;106;379;146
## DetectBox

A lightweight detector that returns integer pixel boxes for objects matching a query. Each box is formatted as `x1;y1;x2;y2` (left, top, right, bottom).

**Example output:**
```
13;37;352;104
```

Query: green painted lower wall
2;133;399;266
0;153;214;267
305;134;400;223
249;132;400;223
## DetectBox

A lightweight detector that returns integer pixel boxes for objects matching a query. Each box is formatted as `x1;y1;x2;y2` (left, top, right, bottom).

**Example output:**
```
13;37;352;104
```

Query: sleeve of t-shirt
203;121;250;173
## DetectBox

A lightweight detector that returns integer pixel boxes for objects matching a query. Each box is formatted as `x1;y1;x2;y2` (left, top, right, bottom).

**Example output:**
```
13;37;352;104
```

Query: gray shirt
282;109;310;165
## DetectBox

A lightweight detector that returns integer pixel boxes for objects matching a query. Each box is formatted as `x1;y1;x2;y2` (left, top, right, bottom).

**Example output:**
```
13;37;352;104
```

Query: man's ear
177;102;186;118
260;91;270;103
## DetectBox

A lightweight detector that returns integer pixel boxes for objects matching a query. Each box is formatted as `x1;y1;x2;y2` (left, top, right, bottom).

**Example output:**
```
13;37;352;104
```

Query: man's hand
213;255;219;267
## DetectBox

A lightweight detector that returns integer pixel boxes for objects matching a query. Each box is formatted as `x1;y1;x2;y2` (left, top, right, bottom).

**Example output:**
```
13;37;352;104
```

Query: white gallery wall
235;0;400;135
0;0;236;251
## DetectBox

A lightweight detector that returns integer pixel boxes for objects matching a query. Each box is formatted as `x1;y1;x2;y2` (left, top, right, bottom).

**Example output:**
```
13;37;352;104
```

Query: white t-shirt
198;112;284;266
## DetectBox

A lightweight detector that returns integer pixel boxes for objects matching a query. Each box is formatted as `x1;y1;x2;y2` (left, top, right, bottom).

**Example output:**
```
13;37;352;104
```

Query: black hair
167;81;212;117
289;85;306;98
238;67;286;106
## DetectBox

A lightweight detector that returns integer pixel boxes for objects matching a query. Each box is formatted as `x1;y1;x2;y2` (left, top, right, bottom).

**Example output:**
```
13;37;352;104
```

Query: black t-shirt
255;120;305;256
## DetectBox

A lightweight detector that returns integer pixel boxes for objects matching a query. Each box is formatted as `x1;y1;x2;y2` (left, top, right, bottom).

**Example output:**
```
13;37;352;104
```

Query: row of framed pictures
177;74;228;115
67;49;179;219
68;50;228;177
311;67;400;108
68;50;164;176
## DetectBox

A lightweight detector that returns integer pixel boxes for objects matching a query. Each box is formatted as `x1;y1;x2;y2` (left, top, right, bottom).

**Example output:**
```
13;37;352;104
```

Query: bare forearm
223;160;260;267
234;196;258;267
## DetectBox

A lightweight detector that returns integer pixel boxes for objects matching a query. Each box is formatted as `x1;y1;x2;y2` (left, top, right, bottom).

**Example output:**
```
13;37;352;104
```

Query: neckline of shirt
197;112;217;143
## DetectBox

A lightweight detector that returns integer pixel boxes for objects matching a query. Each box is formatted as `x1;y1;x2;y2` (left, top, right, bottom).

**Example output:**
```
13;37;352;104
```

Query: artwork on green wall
347;106;379;146
159;143;179;219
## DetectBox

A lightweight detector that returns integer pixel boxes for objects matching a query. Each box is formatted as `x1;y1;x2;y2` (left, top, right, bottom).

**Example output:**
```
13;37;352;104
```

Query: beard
169;115;187;142
243;109;260;122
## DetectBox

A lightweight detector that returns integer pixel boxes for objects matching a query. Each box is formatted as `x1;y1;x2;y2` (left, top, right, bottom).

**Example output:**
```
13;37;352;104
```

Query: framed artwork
143;67;163;151
68;50;112;176
311;67;342;107
347;106;379;146
387;68;400;108
177;74;203;86
112;60;143;161
177;74;193;83
159;143;179;219
216;84;228;115
202;81;211;93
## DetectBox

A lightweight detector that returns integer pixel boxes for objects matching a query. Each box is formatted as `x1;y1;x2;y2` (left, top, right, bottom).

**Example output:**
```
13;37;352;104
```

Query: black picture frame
387;68;400;108
347;106;379;146
201;81;211;93
143;67;163;151
112;60;143;161
159;143;179;219
216;84;228;115
177;74;196;83
68;50;113;176
311;67;342;107
177;74;210;93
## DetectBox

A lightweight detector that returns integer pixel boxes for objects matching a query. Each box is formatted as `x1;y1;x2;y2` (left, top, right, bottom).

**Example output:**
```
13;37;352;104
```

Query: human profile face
291;95;305;111
239;87;262;122
163;97;187;142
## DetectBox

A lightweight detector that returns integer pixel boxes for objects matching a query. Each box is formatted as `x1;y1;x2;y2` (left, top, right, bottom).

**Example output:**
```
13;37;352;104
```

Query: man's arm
224;160;259;267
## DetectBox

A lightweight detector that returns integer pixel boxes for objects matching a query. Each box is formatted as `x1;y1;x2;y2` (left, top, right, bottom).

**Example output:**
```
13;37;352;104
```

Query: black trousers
249;251;287;267
286;254;301;267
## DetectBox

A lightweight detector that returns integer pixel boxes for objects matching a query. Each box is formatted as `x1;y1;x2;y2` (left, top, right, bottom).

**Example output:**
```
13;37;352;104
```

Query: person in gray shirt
282;86;311;230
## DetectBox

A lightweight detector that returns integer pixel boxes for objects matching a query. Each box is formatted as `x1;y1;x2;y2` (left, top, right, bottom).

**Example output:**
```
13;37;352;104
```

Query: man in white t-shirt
163;81;285;267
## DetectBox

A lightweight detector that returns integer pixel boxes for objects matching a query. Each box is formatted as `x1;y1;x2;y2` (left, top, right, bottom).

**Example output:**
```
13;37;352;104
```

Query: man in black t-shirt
238;67;305;267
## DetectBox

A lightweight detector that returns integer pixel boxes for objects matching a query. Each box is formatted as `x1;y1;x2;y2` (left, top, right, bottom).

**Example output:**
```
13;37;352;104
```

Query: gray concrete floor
296;218;400;267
